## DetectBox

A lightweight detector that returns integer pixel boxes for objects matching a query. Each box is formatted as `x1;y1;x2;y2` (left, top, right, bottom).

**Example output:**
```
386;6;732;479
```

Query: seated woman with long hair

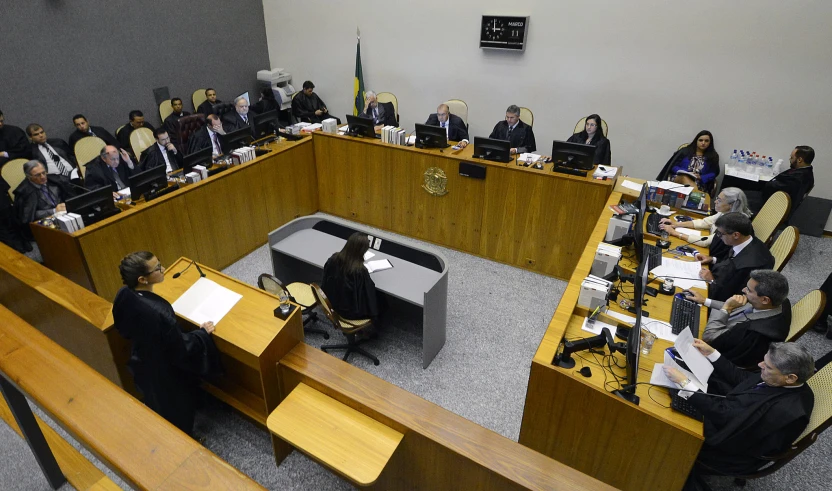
566;113;611;165
321;233;385;327
659;187;752;248
111;251;222;435
660;130;720;194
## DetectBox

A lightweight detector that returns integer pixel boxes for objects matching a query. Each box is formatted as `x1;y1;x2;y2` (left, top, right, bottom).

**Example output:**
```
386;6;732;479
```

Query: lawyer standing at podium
489;104;535;155
112;251;222;435
425;104;469;147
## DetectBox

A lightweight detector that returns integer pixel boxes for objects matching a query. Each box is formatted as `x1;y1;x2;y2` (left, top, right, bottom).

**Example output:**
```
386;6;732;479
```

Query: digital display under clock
480;15;529;51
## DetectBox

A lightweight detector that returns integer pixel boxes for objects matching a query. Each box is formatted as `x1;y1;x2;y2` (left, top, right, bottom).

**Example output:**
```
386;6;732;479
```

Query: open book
364;259;393;273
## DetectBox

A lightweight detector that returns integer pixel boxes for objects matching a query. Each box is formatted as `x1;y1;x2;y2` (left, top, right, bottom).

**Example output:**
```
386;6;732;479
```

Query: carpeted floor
2;213;830;490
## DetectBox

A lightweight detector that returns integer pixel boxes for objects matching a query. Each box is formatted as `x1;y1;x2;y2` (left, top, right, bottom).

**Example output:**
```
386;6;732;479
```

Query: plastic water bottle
773;159;785;176
765;157;774;176
748;153;757;173
738;151;747;169
730;149;738;169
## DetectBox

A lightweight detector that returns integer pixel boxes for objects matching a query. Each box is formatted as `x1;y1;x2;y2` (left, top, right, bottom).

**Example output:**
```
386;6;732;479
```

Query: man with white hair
223;95;257;133
13;160;77;224
361;91;397;129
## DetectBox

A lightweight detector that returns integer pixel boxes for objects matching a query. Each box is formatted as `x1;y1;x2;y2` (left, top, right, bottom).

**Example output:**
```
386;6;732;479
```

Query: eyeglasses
146;263;163;275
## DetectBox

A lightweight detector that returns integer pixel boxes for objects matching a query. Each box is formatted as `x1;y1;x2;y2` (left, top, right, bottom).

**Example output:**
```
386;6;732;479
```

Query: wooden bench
275;344;613;490
0;305;265;491
267;383;404;486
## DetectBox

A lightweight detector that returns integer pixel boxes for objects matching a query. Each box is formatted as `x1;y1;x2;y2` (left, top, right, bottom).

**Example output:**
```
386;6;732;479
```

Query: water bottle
738;151;747;169
765;157;774;176
729;149;738;169
773;158;785;176
748;154;757;173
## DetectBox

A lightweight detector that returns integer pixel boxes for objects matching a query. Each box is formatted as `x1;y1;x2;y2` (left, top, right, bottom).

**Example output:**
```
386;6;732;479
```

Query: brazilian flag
353;31;365;116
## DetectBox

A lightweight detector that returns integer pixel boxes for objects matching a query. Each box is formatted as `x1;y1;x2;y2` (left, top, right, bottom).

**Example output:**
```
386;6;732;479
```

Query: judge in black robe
362;92;397;127
565;114;611;165
140;137;184;173
187;115;225;157
222;97;257;133
112;252;222;434
0;120;31;166
292;82;339;124
489;106;536;154
425;111;469;142
13;167;77;225
665;341;814;490
84;146;138;192
321;233;384;322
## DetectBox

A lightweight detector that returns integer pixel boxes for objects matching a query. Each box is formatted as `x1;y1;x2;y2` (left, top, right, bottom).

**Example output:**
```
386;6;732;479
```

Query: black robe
708;300;791;369
489;120;536;153
222;110;257;133
68;126;120;151
424;113;469;142
196;99;222;116
292;92;336;124
163;112;190;147
187;126;224;156
689;356;813;475
12;175;77;225
566;132;611;165
0;124;31;166
83;158;137;192
140;143;183;172
708;237;774;302
321;255;381;321
112;287;222;434
362;102;398;127
760;166;814;215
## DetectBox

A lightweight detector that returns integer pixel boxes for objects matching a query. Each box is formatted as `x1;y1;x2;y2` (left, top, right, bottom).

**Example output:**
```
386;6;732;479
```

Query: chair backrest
677;143;688;151
257;273;289;297
573;117;608;138
159;99;173;123
310;283;343;329
376;92;399;123
129;127;155;159
444;99;468;127
753;191;792;245
176;114;206;153
192;88;208;112
787;290;827;342
798;361;832;443
115;124;126;138
213;102;235;121
519;107;534;127
771;226;800;272
1;158;29;199
73;136;106;177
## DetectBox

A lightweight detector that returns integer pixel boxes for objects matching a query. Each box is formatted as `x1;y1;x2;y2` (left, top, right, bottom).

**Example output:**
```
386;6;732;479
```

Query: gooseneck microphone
194;261;206;278
172;260;194;278
661;235;708;256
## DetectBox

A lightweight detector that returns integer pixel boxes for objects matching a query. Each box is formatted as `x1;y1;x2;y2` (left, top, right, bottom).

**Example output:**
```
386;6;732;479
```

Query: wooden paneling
262;140;319;229
31;223;94;291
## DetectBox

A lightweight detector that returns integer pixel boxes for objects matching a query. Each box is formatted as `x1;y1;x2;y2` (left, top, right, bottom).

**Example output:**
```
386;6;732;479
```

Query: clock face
480;15;529;51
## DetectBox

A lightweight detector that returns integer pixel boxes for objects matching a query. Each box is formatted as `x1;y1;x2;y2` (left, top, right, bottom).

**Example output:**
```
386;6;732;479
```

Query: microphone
661;236;708;256
194;261;206;278
172;260;194;279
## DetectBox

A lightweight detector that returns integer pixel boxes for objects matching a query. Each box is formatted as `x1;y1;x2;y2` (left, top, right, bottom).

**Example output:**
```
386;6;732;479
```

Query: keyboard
552;166;587;177
207;166;229;177
646;212;662;235
670;295;700;336
670;391;704;421
642;243;663;269
145;183;180;202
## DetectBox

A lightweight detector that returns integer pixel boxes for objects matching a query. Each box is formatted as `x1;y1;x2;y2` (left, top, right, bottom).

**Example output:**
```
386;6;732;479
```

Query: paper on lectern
172;277;242;325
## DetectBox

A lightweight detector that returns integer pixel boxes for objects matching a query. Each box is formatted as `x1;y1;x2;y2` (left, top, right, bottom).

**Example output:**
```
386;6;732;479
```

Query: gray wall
0;1;270;140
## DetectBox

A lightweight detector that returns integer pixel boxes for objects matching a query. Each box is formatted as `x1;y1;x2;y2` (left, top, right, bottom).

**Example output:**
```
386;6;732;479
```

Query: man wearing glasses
684;270;791;368
13;160;77;224
140;128;183;173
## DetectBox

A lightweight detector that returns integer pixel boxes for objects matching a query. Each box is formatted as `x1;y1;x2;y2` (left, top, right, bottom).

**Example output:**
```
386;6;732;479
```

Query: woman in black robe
566;113;611;165
321;233;385;330
111;251;222;435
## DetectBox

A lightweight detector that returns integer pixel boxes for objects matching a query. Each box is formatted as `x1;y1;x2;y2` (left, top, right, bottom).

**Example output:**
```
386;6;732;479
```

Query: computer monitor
473;137;511;163
65;186;120;226
182;146;213;174
236;91;250;105
219;125;253;151
632;183;648;263
612;255;649;405
551;140;595;170
345;114;377;138
128;165;168;201
252;110;279;139
414;123;449;149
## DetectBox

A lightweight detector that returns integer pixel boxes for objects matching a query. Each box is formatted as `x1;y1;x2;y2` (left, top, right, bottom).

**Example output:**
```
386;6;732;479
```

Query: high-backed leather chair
213;102;235;123
176;114;207;154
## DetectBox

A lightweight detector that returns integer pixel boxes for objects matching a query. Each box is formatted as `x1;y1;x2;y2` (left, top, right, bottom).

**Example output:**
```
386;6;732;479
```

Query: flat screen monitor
65;186;119;226
633;183;648;263
182;146;213;174
615;256;649;405
345;114;377;138
551;140;595;170
252;110;279;139
414;123;449;149
473;137;511;163
128;164;168;201
236;91;250;105
219;125;253;151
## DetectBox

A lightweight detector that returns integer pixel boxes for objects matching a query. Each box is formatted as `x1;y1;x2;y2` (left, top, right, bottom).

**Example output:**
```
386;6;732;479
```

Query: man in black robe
26;124;77;179
361;91;397;128
489;104;536;155
222;96;256;133
664;341;814;490
755;145;815;215
425;103;469;146
116;110;155;156
0;109;32;166
694;213;774;302
67;114;120;151
84;145;138;194
687;270;791;369
196;88;222;116
163;98;190;148
188;114;225;157
140;128;183;173
292;81;339;124
13;160;77;225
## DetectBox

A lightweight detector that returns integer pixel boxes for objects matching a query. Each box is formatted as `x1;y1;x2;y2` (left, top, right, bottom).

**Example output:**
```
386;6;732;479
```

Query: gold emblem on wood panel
422;167;448;196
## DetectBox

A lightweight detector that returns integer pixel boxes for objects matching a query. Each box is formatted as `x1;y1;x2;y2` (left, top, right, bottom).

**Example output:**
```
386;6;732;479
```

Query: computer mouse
579;367;592;378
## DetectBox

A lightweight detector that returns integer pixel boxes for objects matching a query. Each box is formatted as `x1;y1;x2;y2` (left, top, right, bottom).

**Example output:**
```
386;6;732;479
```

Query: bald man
84;145;138;195
425;104;469;147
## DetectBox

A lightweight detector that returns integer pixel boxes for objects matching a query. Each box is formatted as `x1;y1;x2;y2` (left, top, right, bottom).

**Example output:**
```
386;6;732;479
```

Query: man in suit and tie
196;88;222;116
13;160;77;225
222;96;256;133
140;128;184;173
84;145;138;195
488;105;536;155
663;340;814;490
362;91;397;129
26;124;77;179
188;114;225;157
163;98;190;148
685;270;791;369
67;114;120;151
425;104;469;147
694;212;775;302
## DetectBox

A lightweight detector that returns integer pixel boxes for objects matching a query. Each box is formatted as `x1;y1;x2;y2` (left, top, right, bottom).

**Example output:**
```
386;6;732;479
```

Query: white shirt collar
733;235;753;256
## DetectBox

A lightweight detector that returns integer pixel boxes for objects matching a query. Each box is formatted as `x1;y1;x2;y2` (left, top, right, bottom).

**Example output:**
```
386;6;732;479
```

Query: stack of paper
517;153;542;163
621;179;644;192
591;243;622;277
172;277;243;325
364;259;393;273
650;327;713;391
649;257;707;290
578;275;612;311
592;166;618;178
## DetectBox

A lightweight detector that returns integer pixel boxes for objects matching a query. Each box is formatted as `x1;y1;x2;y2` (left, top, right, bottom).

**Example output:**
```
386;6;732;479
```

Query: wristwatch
678;378;691;388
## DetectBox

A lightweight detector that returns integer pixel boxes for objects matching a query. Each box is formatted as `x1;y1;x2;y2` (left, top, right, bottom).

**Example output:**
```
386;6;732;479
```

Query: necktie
728;248;736;259
507;126;513;139
111;167;125;190
373;108;378;122
40;186;57;207
88;129;96;137
441;122;446;128
242;116;248;124
211;132;220;153
42;144;72;176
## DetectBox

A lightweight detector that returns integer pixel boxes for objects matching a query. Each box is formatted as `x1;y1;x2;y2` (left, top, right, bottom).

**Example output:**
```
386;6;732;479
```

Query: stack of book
54;212;85;232
578;275;613;311
644;180;709;212
381;126;407;145
590;243;622;278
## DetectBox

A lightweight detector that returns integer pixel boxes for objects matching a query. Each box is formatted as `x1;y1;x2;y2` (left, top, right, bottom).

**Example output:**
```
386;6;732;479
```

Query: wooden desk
152;257;304;462
313;132;616;280
32;137;318;301
519;192;707;491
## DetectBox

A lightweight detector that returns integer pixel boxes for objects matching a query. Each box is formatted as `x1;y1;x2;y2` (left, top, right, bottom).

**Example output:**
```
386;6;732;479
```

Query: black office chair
257;274;328;339
311;283;379;366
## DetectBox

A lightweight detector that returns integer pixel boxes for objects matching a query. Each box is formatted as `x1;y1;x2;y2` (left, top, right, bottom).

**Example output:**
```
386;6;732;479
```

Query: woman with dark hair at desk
112;251;222;435
566;114;611;165
322;233;385;333
659;130;720;194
